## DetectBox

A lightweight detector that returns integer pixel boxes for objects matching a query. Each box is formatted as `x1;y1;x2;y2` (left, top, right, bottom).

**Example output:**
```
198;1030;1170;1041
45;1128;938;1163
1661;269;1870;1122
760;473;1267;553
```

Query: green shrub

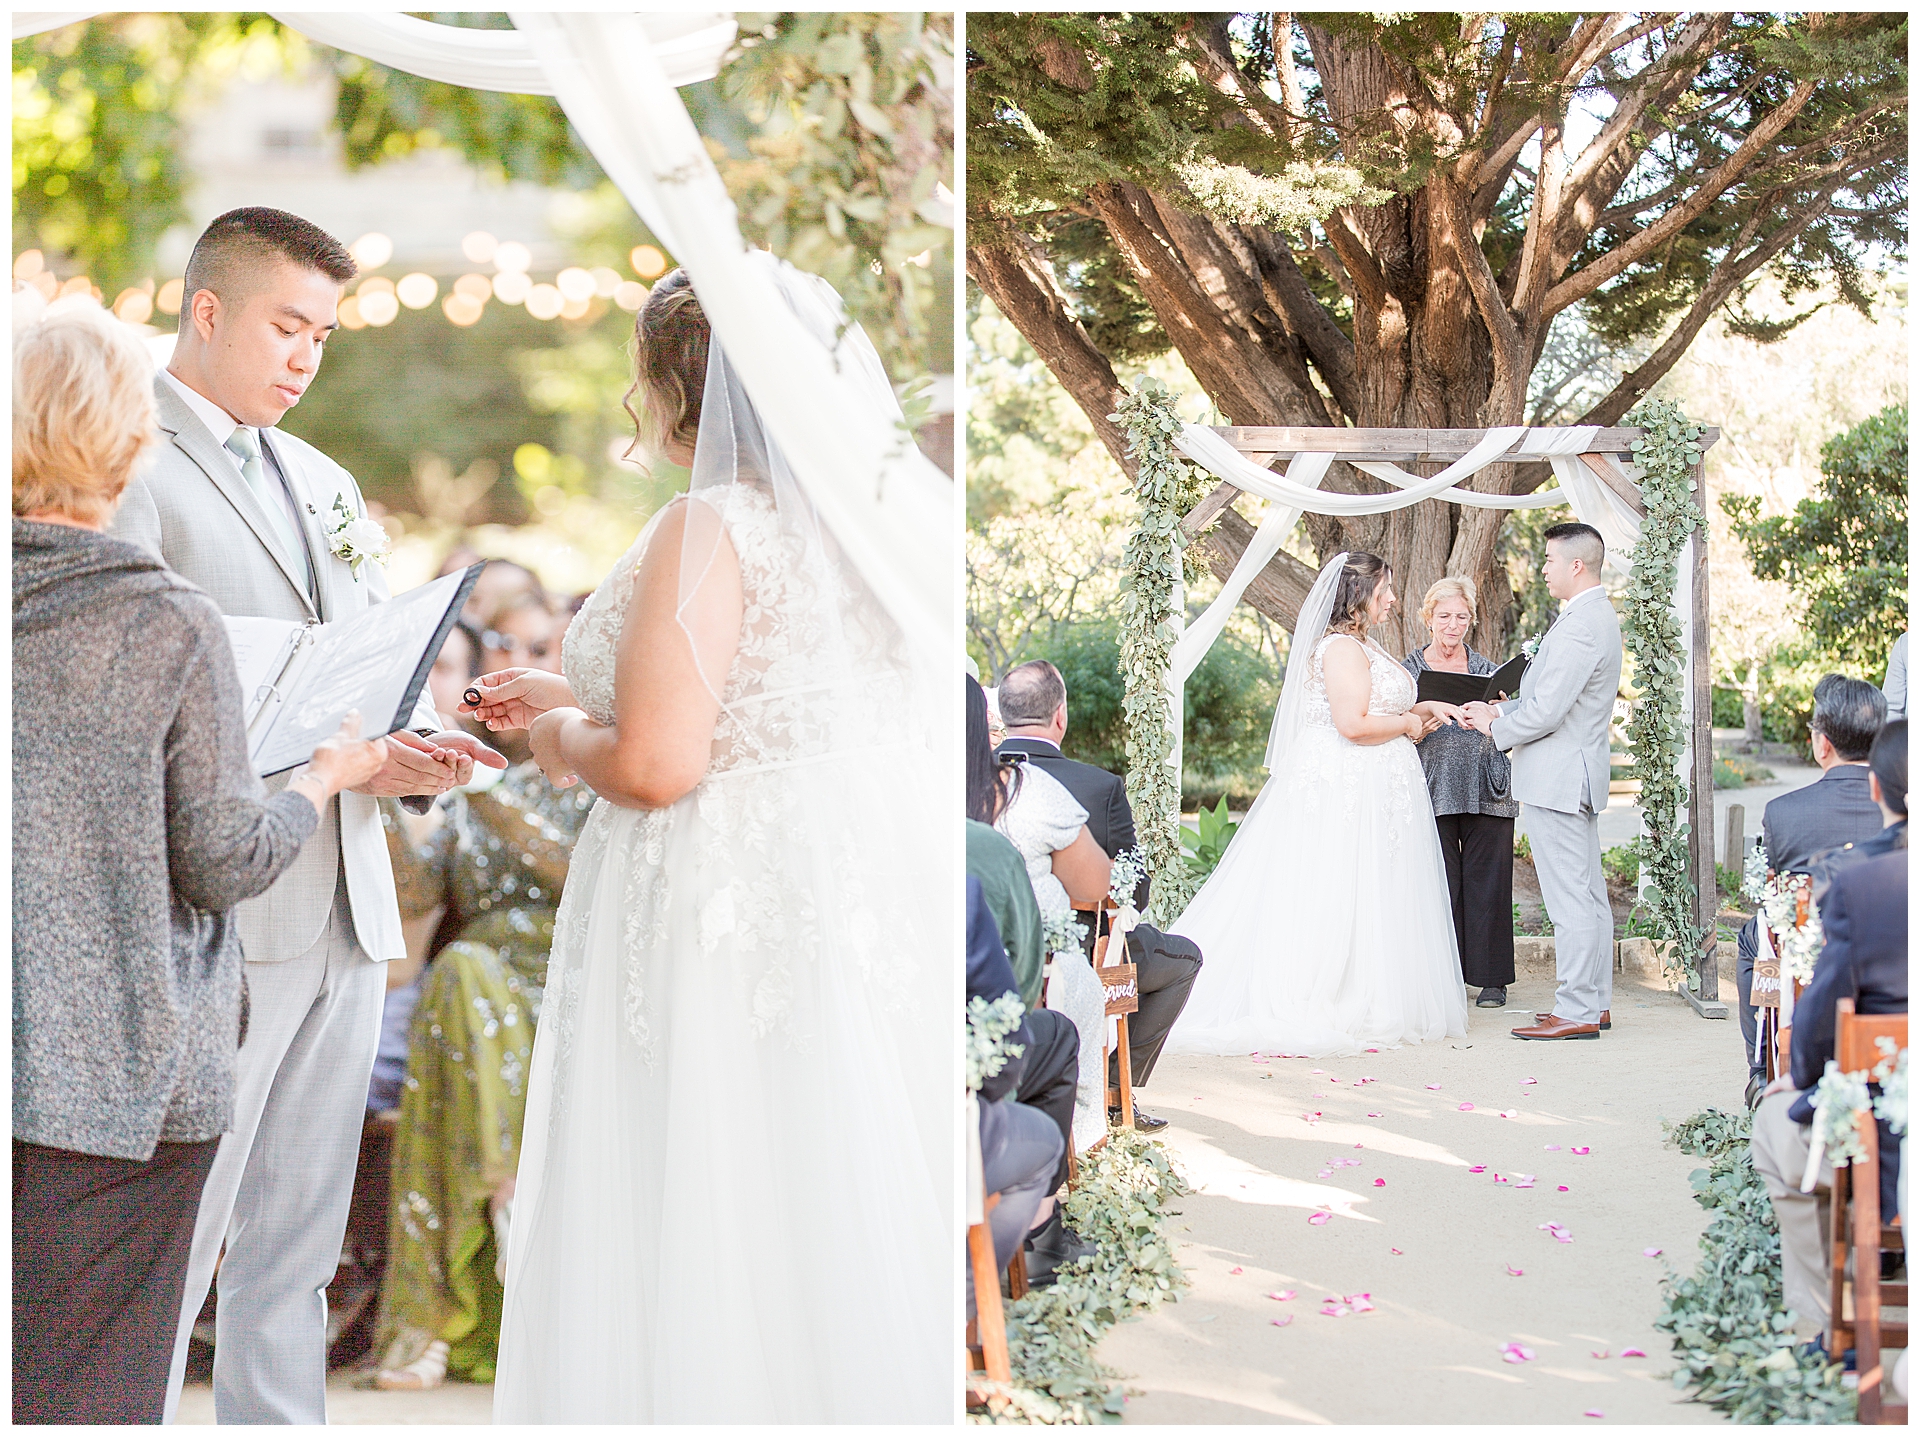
1601;840;1640;888
1713;754;1777;789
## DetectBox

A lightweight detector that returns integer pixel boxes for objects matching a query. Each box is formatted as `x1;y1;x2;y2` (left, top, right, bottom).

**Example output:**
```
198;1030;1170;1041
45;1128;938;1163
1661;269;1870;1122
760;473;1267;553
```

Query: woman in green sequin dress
372;761;595;1385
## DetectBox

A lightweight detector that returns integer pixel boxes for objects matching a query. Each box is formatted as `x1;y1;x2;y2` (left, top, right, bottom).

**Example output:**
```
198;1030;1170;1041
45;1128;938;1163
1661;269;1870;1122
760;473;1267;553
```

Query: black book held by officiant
1415;652;1530;707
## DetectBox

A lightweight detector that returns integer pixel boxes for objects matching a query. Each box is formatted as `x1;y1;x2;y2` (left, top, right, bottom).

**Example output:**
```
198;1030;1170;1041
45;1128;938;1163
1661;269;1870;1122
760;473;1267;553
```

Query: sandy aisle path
1103;973;1747;1425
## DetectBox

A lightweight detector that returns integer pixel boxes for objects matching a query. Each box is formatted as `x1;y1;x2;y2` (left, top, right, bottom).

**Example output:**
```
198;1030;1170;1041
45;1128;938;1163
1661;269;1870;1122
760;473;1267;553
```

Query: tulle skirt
493;757;950;1422
1168;726;1469;1057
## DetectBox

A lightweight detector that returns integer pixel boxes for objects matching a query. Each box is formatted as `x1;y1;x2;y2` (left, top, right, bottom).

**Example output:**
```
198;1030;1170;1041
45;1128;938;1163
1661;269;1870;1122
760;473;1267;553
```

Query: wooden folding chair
964;1095;1011;1413
1073;899;1140;1132
1827;999;1908;1424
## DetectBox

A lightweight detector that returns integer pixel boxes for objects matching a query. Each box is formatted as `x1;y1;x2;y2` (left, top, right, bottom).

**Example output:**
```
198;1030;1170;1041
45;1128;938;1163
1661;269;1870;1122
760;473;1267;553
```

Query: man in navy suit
1736;675;1887;1105
1749;720;1907;1352
995;661;1201;1133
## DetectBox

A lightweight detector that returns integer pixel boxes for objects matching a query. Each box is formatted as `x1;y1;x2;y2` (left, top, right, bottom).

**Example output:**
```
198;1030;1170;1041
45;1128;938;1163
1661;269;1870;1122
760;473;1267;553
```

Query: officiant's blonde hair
1419;575;1478;628
12;309;159;525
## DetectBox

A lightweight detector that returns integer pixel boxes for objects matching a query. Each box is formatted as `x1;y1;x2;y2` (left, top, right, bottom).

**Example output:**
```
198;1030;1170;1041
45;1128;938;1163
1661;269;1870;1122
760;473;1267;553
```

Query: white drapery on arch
12;10;954;679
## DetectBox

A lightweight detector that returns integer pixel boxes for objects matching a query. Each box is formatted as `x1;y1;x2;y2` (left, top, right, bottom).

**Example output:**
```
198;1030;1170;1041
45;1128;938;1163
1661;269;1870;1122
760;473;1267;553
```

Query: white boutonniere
1522;635;1542;660
324;495;391;575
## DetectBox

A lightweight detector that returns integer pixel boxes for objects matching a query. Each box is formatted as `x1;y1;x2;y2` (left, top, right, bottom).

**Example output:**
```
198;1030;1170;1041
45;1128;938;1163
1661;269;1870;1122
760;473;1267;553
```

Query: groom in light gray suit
109;208;503;1422
1464;522;1623;1040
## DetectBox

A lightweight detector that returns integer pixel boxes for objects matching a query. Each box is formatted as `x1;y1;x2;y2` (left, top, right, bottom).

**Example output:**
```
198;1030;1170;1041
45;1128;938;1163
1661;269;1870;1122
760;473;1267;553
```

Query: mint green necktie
225;427;310;589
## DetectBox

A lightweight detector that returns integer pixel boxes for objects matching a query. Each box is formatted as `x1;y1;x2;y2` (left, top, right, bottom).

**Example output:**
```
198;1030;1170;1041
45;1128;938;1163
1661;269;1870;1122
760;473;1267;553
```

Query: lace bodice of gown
560;484;901;778
1301;633;1417;730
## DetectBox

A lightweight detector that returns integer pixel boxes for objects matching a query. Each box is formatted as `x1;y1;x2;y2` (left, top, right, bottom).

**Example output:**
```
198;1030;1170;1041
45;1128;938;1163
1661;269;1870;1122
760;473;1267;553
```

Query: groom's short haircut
182;207;357;306
1868;719;1906;814
999;660;1068;728
1810;673;1886;761
1543;521;1604;574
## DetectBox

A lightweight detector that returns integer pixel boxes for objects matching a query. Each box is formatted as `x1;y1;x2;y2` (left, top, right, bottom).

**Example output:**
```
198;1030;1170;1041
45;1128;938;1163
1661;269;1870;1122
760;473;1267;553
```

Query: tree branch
1544;73;1821;316
965;224;1133;475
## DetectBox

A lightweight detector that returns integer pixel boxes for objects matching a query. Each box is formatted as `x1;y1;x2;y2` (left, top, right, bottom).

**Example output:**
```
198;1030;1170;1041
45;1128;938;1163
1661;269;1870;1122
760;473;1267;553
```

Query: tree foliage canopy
967;12;1907;647
1725;403;1908;675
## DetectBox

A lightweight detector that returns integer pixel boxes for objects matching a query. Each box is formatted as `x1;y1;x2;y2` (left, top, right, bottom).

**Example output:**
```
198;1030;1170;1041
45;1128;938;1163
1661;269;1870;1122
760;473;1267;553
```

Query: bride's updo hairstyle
623;267;709;458
1328;552;1391;634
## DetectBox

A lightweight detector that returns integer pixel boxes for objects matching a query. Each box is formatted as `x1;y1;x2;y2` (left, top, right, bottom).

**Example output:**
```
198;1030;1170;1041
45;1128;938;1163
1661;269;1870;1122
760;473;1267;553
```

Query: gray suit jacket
1489;589;1623;815
110;375;436;965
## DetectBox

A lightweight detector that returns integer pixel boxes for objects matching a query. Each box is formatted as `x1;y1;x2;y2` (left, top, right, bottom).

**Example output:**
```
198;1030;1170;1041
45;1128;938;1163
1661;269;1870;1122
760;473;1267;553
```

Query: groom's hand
421;729;509;783
1462;701;1500;735
352;730;469;797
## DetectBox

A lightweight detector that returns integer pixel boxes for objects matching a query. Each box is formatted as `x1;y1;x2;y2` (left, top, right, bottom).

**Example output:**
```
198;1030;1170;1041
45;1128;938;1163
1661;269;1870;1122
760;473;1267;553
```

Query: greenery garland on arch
1112;377;1212;925
1621;399;1707;986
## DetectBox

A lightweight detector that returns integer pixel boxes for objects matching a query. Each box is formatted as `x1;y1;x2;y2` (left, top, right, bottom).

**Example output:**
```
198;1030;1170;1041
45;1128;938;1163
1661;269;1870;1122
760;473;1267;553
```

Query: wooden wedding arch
1165;422;1728;1015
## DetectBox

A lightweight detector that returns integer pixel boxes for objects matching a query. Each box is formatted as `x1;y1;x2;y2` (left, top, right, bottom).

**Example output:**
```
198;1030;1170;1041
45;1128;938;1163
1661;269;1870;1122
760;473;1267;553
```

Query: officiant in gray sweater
11;309;384;1424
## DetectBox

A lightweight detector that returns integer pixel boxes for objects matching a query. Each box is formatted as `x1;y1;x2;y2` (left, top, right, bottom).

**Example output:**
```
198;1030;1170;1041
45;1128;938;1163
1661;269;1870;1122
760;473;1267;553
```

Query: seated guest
446;550;543;631
479;589;564;676
966;879;1066;1315
966;677;1088;1287
1737;674;1886;1106
997;660;1201;1132
1749;720;1907;1353
11;310;383;1423
370;761;598;1390
1807;719;1908;898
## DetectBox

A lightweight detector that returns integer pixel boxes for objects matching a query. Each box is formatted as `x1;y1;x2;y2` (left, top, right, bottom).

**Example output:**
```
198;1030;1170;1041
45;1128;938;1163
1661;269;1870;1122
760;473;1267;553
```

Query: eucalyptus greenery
1621;399;1706;987
973;1128;1192;1425
1655;1107;1855;1423
1112;378;1213;926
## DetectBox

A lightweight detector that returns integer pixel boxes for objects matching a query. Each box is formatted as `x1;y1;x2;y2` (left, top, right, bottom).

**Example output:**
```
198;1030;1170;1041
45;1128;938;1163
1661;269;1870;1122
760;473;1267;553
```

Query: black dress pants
1435;812;1516;988
1016;1007;1080;1192
13;1137;219;1424
1108;929;1203;1092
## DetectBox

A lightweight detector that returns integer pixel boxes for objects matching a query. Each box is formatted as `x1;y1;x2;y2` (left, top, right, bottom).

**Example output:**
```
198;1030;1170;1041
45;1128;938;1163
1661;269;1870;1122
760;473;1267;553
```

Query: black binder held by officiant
1415;651;1529;707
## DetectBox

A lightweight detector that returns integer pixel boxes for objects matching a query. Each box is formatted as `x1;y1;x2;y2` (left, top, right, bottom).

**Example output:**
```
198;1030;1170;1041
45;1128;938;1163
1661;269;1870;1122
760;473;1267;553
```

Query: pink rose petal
1501;1341;1536;1362
1317;1170;1333;1179
1500;1109;1519;1118
1270;1315;1293;1327
1642;1247;1662;1257
1308;1211;1331;1226
1425;1083;1442;1090
1347;1293;1375;1313
1459;1102;1476;1111
1310;1068;1325;1074
1557;1185;1570;1192
1266;1290;1296;1301
1571;1146;1591;1155
1620;1348;1646;1358
1468;1165;1487;1174
1521;1077;1538;1085
1319;1302;1352;1317
1353;1143;1365;1149
1373;1178;1386;1187
1390;1247;1403;1255
1545;1144;1562;1151
1583;1411;1605;1420
1591;1349;1609;1359
1229;1266;1244;1275
1366;1111;1383;1118
1506;1264;1525;1277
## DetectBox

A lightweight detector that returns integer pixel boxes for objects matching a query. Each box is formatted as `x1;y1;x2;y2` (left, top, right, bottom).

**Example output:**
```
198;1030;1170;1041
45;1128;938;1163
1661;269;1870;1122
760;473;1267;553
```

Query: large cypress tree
968;12;1907;652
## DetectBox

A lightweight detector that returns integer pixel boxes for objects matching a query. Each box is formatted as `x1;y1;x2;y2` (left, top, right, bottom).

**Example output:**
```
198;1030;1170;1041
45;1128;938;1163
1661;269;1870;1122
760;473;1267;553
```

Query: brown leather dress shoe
1599;1010;1611;1030
1511;1013;1601;1040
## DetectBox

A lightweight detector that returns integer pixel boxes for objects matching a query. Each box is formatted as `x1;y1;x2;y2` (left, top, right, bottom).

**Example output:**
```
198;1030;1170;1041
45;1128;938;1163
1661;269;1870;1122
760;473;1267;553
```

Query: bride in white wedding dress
465;258;947;1422
1167;552;1471;1058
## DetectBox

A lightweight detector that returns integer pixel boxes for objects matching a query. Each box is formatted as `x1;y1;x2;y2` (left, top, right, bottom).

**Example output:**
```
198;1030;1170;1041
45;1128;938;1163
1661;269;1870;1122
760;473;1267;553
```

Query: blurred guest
371;763;597;1390
1402;576;1519;1007
12;310;383;1423
445;551;542;630
966;879;1064;1316
480;590;564;676
1736;675;1886;1105
1749;722;1907;1353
